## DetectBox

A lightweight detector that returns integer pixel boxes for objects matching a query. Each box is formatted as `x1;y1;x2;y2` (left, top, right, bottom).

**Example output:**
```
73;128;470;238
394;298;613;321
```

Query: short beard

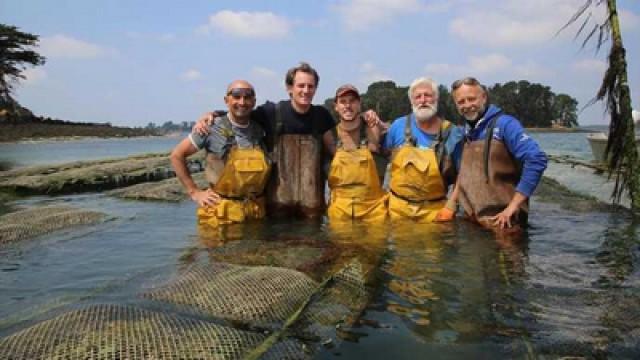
413;104;437;122
462;104;486;122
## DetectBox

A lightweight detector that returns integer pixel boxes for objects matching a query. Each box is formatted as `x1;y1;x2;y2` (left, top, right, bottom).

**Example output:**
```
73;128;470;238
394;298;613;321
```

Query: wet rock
108;172;208;202
535;176;622;213
0;153;204;195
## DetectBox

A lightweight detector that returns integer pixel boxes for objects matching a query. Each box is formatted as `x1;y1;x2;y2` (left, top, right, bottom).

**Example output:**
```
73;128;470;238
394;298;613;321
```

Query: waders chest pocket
234;159;265;172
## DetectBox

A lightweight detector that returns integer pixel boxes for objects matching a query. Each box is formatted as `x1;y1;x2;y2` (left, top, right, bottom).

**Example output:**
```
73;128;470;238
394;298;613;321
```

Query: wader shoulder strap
335;116;368;149
268;102;284;153
434;120;452;172
404;115;416;146
359;116;368;147
217;115;236;145
483;111;503;183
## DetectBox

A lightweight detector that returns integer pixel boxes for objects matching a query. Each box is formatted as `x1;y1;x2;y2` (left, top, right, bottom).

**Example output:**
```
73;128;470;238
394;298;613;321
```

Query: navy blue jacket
465;104;547;197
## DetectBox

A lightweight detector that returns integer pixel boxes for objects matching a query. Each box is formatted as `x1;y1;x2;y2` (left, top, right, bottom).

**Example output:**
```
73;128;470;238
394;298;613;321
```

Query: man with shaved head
171;80;271;227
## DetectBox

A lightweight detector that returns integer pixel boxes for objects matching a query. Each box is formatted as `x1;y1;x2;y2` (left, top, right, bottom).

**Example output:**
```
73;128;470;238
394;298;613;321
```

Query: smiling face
410;84;438;122
334;93;361;122
452;83;487;122
287;71;317;111
224;80;256;120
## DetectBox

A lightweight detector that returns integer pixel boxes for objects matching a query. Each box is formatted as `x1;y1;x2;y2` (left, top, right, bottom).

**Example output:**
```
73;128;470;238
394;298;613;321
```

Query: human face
452;83;487;122
334;93;361;122
224;85;256;120
287;71;317;110
411;84;438;122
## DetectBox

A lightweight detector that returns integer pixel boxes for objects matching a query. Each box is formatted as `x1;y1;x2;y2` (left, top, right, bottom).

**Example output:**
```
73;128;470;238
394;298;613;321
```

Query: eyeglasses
451;77;481;90
226;88;255;99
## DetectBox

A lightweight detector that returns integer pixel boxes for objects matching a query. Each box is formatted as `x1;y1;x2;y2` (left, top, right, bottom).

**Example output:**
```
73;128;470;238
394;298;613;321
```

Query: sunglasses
227;88;255;99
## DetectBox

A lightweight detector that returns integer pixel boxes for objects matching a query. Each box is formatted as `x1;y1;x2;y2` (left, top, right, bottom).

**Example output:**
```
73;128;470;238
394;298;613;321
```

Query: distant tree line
144;121;195;134
324;80;579;128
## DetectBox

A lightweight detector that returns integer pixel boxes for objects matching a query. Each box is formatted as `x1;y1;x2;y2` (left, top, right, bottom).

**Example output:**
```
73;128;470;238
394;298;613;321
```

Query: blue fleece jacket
465;104;547;197
383;114;464;170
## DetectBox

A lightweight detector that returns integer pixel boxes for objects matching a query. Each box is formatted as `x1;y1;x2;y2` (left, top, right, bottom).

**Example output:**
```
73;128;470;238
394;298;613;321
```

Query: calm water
1;132;638;359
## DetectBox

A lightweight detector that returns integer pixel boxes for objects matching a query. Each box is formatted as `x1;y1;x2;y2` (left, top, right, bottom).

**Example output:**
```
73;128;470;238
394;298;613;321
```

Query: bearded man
382;77;463;222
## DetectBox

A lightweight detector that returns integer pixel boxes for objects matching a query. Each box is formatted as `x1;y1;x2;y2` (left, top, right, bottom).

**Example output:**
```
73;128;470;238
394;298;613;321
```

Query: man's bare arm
170;138;220;206
322;130;336;157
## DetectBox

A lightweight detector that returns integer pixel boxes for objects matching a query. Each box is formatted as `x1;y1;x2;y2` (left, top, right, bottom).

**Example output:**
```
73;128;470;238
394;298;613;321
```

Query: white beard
413;104;437;122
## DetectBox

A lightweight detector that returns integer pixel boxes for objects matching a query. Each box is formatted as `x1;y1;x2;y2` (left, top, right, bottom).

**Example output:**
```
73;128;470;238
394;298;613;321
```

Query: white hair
408;77;439;100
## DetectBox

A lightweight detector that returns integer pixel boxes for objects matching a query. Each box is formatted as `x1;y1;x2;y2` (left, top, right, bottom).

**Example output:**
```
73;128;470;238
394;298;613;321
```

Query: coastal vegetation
562;0;638;211
324;80;579;128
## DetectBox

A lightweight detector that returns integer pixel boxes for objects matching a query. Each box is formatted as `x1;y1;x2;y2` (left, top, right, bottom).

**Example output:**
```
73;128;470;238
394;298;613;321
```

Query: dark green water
1;134;639;358
1;192;638;358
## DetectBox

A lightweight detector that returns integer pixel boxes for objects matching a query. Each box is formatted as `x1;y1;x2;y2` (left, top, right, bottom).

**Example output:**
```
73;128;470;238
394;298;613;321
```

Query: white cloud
572;59;607;73
22;67;47;85
200;10;291;39
448;0;592;47
251;66;277;78
469;54;512;74
425;53;512;76
513;61;552;78
180;69;202;81
40;34;109;59
358;61;391;86
334;0;424;31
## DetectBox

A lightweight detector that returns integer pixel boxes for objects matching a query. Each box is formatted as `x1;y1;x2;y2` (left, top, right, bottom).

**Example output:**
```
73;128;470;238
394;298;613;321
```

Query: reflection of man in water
450;77;547;231
170;80;271;227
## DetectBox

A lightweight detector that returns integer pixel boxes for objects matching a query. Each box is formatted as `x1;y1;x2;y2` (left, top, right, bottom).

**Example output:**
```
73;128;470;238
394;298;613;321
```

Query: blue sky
2;0;639;126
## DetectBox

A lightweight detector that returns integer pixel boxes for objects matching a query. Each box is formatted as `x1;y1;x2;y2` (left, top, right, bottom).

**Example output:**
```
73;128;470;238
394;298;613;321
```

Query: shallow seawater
1;193;638;358
0;132;639;358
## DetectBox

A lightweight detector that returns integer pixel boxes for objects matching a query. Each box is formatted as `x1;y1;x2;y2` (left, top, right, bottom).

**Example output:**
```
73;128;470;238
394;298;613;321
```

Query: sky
2;0;639;126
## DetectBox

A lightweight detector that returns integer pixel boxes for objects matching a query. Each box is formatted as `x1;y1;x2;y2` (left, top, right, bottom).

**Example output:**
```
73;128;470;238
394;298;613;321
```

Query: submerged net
0;259;368;359
0;304;265;360
0;205;106;245
141;262;319;327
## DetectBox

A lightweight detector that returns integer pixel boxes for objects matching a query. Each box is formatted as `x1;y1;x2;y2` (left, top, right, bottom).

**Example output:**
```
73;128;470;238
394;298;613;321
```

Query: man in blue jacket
450;77;547;230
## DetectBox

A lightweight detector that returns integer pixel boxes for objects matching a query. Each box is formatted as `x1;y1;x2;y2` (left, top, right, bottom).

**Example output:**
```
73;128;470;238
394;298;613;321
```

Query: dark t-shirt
251;100;335;139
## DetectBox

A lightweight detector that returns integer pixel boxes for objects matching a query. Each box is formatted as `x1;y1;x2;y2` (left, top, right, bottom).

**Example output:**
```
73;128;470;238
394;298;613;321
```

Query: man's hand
363;110;389;135
434;207;455;222
490;192;527;229
434;198;457;222
193;112;218;136
190;188;221;207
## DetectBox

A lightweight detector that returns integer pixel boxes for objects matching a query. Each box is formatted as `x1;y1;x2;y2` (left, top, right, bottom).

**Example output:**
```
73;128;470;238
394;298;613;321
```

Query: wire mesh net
0;304;265;360
141;262;319;327
0;259;368;359
0;206;106;244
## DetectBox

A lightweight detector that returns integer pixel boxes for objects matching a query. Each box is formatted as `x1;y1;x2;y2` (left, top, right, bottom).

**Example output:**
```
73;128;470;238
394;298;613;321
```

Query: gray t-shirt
189;116;266;159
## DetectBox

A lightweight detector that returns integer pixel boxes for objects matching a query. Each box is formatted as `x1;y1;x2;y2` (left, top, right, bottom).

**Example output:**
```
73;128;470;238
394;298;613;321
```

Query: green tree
0;24;46;114
562;0;637;210
552;94;579;127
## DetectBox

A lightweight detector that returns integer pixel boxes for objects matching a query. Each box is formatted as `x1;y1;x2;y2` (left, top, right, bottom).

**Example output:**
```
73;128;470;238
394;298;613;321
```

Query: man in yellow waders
170;80;271;227
381;77;464;223
327;84;387;223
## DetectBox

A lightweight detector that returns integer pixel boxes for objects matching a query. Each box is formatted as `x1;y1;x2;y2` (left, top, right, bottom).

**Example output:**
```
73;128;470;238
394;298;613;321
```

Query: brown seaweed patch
535;176;622;213
0;153;204;195
109;172;208;202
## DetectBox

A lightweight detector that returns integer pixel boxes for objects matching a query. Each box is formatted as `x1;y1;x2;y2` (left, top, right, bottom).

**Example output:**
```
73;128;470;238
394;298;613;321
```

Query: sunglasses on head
227;88;255;99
